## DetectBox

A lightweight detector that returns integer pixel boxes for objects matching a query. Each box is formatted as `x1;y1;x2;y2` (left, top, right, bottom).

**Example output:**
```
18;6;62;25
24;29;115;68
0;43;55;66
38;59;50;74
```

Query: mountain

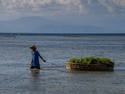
0;16;105;33
0;16;124;33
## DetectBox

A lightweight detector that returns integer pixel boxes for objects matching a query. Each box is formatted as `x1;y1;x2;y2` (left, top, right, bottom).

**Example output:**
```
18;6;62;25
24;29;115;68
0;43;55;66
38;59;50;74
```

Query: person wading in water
29;45;46;69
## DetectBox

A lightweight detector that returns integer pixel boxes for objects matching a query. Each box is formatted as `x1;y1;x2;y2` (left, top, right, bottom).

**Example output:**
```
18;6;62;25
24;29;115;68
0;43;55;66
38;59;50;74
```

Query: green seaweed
68;57;114;66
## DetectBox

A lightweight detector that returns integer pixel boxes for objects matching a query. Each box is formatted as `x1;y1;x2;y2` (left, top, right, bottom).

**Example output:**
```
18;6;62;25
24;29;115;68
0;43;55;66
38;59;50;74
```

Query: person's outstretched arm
40;56;46;62
37;51;46;62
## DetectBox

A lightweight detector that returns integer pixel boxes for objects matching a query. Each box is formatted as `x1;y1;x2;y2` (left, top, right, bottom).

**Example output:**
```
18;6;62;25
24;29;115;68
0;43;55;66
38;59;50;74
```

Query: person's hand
30;62;32;65
43;59;46;63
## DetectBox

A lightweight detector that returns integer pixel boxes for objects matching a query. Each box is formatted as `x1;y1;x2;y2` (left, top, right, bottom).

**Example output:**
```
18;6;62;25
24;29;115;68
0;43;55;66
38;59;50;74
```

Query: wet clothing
30;66;40;69
31;50;40;68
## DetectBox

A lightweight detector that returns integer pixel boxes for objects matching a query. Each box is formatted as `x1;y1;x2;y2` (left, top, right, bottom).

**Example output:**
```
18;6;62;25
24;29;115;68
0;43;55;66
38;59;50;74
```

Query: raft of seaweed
66;57;114;71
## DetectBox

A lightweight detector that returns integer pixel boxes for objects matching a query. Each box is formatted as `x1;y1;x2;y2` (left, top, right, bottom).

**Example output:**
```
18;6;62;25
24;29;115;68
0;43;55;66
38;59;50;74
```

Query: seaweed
68;57;114;66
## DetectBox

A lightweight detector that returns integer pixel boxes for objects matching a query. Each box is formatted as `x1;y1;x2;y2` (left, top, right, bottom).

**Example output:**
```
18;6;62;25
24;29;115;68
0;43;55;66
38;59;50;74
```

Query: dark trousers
30;66;40;69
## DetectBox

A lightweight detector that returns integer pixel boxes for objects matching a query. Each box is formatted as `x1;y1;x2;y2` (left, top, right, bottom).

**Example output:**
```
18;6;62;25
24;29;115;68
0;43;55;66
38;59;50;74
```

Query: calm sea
0;33;125;94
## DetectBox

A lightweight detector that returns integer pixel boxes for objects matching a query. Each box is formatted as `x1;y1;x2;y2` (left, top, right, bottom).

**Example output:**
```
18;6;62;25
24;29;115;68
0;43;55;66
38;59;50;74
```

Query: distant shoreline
0;33;125;36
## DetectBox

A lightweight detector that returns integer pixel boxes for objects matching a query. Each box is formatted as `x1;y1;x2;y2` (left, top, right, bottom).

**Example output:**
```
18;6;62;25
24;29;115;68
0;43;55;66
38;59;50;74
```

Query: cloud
1;0;85;14
112;0;125;7
98;0;125;13
0;0;125;20
98;0;114;12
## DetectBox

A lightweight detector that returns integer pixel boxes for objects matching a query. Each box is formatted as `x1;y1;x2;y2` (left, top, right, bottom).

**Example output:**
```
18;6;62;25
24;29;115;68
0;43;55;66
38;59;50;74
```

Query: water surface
0;34;125;94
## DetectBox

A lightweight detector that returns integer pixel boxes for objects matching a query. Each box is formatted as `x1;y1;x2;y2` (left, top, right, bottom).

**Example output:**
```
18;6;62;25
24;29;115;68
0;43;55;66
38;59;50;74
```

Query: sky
0;0;125;33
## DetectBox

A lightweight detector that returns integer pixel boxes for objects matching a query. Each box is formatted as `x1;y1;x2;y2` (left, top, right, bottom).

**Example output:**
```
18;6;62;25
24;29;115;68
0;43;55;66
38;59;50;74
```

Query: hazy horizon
0;0;124;33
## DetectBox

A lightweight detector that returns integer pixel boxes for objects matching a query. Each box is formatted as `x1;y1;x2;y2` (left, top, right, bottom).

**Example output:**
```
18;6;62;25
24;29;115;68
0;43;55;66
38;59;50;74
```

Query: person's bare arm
39;56;46;62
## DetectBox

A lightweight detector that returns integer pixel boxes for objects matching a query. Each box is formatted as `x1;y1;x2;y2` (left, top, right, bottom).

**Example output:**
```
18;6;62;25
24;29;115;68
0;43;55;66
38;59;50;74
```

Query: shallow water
0;34;125;94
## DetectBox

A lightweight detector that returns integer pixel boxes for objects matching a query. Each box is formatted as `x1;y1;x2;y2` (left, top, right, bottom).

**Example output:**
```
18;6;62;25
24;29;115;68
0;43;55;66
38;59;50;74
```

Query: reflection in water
30;70;46;94
31;70;40;79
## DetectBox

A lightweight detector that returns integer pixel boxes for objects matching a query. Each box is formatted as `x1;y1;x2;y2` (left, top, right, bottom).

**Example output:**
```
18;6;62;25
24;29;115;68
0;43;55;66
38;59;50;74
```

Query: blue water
0;34;125;94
